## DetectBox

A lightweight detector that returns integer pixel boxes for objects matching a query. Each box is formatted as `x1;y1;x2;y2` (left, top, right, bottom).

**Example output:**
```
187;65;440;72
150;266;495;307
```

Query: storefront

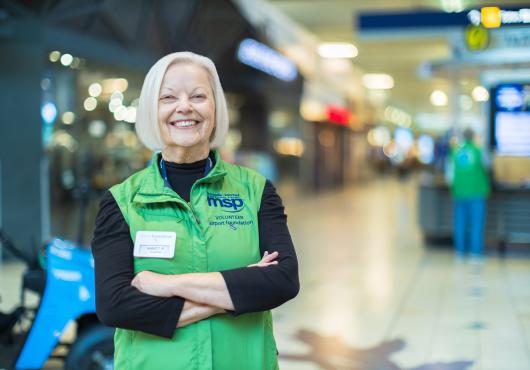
0;0;303;255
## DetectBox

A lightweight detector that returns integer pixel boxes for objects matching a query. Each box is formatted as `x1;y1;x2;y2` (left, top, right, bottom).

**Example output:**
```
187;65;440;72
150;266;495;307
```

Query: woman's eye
192;94;206;99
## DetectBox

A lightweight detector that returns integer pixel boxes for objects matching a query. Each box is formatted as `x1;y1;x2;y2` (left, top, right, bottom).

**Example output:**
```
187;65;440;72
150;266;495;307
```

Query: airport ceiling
268;0;527;115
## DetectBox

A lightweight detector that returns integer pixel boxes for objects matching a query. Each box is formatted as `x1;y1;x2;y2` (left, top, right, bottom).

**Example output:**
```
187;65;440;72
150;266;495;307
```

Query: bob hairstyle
135;51;229;151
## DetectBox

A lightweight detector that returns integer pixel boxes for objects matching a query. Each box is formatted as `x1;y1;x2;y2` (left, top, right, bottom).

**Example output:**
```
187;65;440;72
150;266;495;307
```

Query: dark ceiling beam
33;19;156;70
134;0;153;47
81;0;103;34
45;0;105;22
152;0;173;52
100;11;131;48
40;0;62;17
169;0;199;51
0;0;35;18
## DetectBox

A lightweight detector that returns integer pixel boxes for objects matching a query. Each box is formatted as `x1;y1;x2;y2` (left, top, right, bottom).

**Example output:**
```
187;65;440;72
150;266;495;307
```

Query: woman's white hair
135;51;229;151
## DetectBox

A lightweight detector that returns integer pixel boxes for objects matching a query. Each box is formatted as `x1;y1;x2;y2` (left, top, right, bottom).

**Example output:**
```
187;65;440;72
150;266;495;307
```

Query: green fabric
450;141;491;199
109;150;277;370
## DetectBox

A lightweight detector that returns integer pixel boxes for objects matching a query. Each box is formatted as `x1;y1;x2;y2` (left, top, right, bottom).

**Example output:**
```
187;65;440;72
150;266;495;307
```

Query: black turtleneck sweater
91;155;299;338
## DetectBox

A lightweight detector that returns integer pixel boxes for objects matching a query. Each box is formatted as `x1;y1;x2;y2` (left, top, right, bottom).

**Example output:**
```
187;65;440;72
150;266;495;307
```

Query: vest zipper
188;202;201;225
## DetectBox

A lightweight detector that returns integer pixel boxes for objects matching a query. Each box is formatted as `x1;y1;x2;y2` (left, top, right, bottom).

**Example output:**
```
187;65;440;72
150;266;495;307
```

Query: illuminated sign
464;25;490;50
493;84;530;156
481;7;501;28
326;105;350;125
496;85;524;111
41;102;57;124
237;38;297;82
468;7;530;28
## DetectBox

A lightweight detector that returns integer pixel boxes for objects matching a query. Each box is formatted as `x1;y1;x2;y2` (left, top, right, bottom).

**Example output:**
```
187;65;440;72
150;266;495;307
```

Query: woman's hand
248;251;279;268
177;300;225;328
131;270;176;297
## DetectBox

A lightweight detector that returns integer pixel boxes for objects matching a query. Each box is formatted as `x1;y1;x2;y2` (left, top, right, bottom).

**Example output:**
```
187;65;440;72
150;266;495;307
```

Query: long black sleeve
91;191;184;338
220;180;300;315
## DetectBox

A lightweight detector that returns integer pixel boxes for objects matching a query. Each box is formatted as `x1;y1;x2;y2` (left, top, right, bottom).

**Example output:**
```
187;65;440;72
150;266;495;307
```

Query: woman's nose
176;98;192;113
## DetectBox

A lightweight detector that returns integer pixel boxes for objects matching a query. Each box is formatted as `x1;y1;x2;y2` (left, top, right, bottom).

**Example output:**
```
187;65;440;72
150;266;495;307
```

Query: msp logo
207;192;245;213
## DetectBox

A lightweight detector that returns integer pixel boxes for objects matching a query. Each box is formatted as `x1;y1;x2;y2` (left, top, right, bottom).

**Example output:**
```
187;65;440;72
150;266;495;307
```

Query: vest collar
133;149;227;204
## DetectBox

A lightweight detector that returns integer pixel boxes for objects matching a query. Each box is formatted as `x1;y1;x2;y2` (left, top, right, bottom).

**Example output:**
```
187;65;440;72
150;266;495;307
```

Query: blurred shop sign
326;105;350;126
237;38;298;82
468;7;530;29
464;26;490;50
491;83;530;157
493;27;530;48
357;6;530;38
459;26;530;53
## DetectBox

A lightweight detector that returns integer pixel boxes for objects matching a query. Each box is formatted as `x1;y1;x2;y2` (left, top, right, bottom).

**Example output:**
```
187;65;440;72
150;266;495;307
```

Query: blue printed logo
207;193;245;213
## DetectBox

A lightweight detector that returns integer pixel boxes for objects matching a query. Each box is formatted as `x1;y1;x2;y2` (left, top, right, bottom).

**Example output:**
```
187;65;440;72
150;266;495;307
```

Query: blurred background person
448;128;491;262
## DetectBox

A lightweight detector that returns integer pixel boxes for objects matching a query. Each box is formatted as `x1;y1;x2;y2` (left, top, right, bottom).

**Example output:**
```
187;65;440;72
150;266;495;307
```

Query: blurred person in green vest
448;128;491;262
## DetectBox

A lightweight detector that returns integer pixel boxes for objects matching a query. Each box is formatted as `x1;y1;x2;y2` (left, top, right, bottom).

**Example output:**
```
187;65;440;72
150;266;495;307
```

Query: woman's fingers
248;251;279;267
261;251;278;263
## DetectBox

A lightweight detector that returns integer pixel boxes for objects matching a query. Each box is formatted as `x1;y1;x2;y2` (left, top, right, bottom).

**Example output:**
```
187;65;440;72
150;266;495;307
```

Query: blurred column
0;21;48;258
449;68;461;133
239;92;269;151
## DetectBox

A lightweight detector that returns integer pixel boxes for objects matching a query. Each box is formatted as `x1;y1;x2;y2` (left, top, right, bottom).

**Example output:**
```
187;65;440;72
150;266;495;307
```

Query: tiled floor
275;176;530;370
1;176;529;369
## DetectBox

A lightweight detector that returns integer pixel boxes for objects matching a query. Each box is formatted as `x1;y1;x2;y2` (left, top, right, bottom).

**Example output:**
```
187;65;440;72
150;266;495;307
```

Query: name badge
133;231;176;259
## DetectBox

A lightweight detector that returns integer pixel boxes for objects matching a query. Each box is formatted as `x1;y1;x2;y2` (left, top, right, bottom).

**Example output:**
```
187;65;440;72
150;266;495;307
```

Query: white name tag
133;231;176;259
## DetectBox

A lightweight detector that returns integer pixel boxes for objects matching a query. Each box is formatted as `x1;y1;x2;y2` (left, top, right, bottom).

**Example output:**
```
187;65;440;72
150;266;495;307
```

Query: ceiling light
49;51;61;63
367;126;391;147
84;97;97;111
109;98;122;113
88;120;107;138
70;57;81;69
300;101;326;121
362;74;394;90
111;91;124;102
125;107;137;123
89;83;102;97
62;111;75;125
102;78;128;94
430;90;448;106
273;138;304;157
441;0;464;13
60;53;73;67
114;106;127;121
318;43;358;59
472;86;489;102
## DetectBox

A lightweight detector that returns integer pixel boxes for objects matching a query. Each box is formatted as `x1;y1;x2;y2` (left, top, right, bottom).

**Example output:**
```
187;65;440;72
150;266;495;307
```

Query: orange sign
481;7;501;28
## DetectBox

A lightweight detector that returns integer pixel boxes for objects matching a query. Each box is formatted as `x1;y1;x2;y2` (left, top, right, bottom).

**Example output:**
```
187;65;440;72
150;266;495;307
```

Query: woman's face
158;62;215;152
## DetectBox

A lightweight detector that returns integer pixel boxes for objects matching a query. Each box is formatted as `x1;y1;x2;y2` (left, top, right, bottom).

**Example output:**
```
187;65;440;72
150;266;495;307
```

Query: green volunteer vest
109;150;279;370
450;141;491;199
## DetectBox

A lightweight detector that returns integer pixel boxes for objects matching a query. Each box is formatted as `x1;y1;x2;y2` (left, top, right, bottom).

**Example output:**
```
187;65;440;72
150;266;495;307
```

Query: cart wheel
64;325;114;370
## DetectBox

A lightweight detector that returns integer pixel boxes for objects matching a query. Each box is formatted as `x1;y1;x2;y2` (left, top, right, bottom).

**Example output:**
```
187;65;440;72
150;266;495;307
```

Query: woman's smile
168;119;200;128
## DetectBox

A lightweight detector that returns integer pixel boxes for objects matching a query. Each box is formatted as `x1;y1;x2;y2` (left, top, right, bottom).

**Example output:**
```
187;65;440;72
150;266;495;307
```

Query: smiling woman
157;63;216;162
91;51;299;370
135;52;228;153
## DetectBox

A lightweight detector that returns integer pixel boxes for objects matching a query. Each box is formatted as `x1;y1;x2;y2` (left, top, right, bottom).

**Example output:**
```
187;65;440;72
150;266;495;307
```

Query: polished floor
1;176;530;370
